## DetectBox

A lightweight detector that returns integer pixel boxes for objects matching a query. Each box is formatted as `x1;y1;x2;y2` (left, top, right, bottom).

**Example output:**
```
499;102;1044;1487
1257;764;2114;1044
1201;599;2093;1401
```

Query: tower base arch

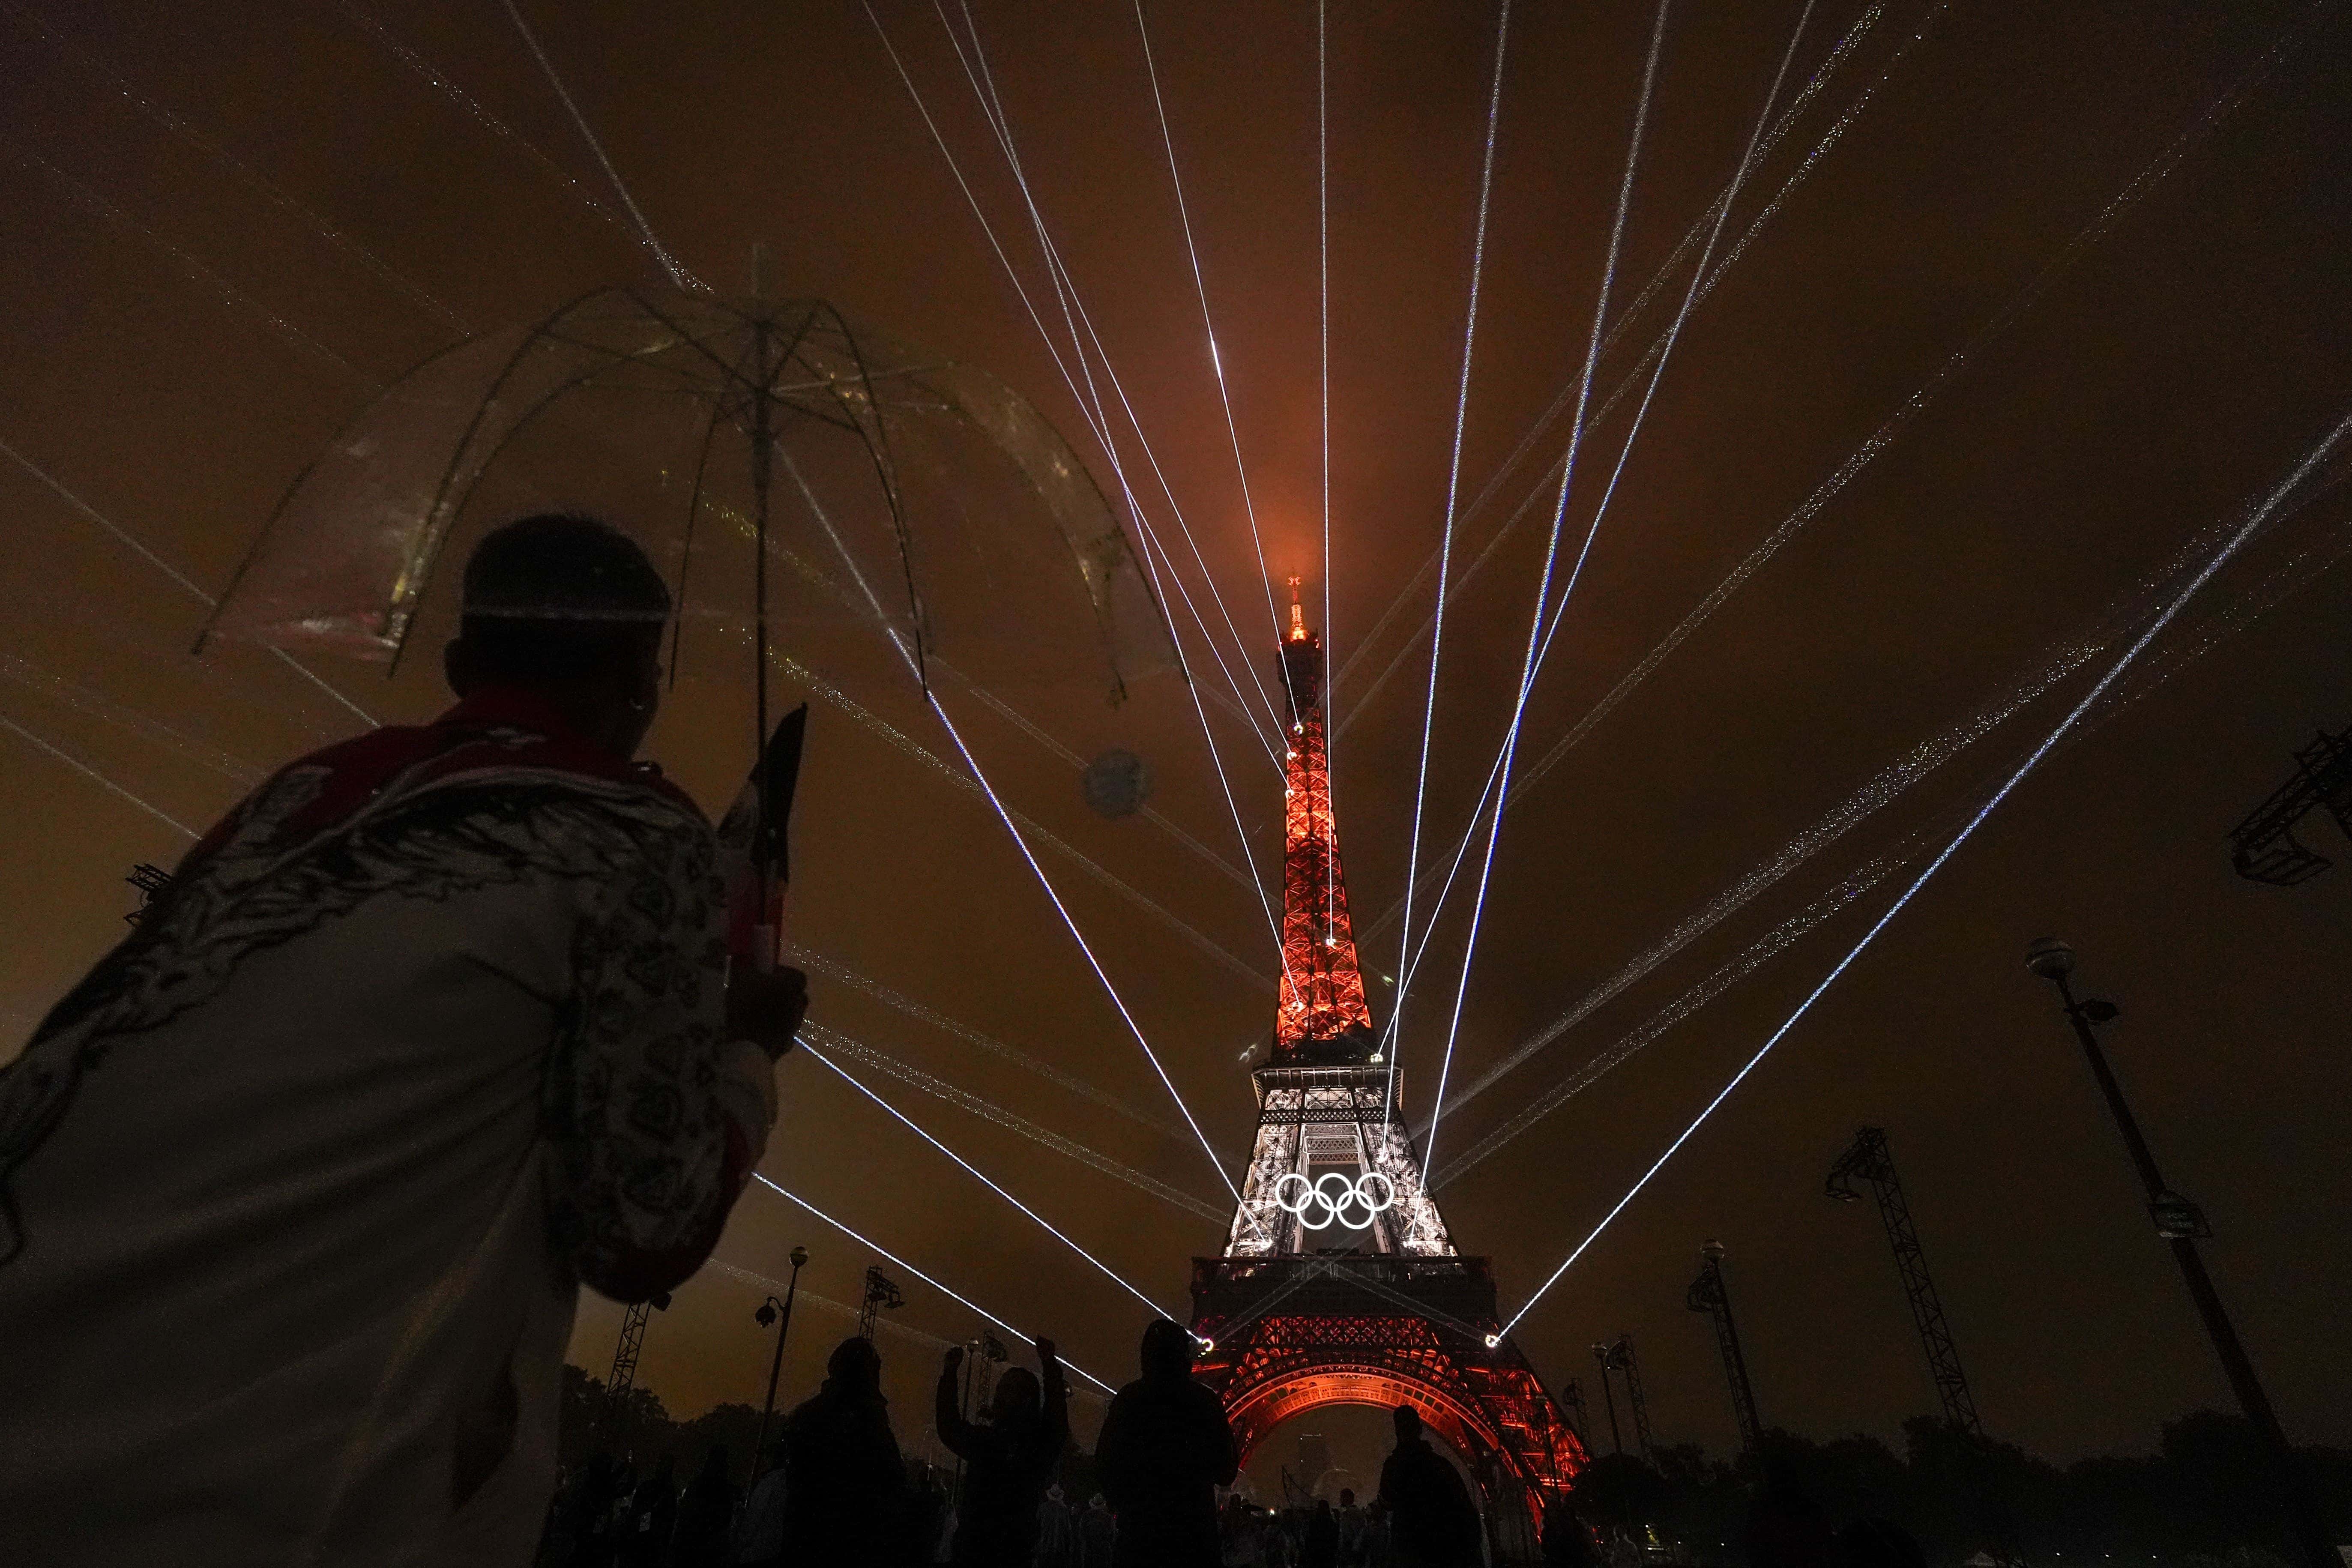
1191;1256;1586;1562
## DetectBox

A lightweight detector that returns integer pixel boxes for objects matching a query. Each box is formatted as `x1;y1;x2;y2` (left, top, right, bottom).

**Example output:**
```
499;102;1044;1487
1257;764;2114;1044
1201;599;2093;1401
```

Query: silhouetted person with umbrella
0;515;804;1565
1376;1406;1480;1568
1095;1319;1239;1567
784;1335;911;1563
937;1336;1070;1565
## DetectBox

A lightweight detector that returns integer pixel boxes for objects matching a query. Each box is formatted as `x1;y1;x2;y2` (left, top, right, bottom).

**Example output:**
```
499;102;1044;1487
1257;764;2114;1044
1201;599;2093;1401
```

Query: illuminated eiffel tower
1188;581;1584;1548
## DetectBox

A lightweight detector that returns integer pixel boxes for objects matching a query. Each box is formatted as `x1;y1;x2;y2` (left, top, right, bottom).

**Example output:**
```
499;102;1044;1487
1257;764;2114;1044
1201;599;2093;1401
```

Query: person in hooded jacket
1375;1406;1480;1568
781;1336;909;1563
1093;1320;1239;1568
935;1336;1069;1566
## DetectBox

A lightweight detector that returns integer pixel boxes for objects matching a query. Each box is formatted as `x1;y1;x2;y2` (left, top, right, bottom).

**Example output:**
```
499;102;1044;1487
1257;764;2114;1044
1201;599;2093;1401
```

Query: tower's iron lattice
1191;584;1584;1553
1826;1126;1981;1435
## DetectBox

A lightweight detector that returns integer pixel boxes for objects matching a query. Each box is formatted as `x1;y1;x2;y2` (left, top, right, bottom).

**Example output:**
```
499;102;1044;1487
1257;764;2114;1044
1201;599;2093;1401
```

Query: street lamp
2025;939;2333;1568
748;1244;809;1490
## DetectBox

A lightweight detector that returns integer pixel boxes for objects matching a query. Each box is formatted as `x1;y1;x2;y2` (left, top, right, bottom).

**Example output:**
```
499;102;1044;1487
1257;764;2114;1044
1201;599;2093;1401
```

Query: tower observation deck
1187;580;1583;1553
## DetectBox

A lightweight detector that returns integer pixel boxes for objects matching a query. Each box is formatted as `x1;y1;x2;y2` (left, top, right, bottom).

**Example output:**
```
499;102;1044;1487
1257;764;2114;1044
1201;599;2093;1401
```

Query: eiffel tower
1188;582;1586;1548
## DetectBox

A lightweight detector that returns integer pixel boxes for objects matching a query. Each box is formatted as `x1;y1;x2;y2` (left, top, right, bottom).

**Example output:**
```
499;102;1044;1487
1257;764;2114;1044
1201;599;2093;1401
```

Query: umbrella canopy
201;285;1176;712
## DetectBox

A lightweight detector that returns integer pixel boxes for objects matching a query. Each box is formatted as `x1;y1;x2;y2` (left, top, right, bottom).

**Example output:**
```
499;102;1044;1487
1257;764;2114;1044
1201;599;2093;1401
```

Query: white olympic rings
1271;1171;1397;1231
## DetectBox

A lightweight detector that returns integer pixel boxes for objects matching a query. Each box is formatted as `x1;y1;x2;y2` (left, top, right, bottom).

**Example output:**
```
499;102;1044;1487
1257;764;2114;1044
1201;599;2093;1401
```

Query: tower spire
1274;578;1373;1056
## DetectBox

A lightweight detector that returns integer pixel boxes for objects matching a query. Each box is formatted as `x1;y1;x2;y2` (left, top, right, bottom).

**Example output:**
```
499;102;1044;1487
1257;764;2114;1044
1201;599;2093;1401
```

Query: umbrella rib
619;287;767;389
667;329;768;690
387;286;615;668
811;301;931;687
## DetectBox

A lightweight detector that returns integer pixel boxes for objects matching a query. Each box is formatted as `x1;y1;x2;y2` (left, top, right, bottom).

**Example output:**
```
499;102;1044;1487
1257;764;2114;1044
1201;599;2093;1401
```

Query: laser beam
871;0;1290;748
1131;0;1289;654
800;1035;1183;1321
1332;0;1905;736
1505;4;2324;805
1499;404;2352;1335
752;1174;1120;1395
0;712;197;840
1439;482;2352;1183
802;1020;1228;1223
1389;0;1513;1125
0;434;376;729
497;0;701;291
1420;0;1680;1183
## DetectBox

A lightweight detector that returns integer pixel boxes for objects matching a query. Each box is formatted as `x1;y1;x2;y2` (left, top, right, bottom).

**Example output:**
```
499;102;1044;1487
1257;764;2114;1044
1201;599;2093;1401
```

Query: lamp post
748;1245;808;1490
2026;939;2334;1568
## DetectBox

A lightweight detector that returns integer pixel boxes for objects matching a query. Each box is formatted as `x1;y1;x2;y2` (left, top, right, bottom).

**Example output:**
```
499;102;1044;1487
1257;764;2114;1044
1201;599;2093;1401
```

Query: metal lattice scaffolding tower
2227;722;2352;885
1826;1126;1981;1435
607;1300;653;1399
1685;1241;1764;1454
1590;1335;1652;1460
602;1289;670;1444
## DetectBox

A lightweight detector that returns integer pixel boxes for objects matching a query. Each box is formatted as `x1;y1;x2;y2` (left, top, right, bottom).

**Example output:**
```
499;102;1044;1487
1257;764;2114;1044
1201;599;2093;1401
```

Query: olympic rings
1271;1170;1397;1230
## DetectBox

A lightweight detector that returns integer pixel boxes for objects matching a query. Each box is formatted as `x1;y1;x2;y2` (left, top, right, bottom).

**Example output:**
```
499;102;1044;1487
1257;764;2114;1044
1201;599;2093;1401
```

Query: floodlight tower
2226;720;2352;884
1589;1345;1624;1455
1558;1377;1590;1448
1685;1242;1763;1455
123;862;172;924
602;1289;672;1446
859;1265;904;1340
1825;1128;1981;1435
1590;1336;1653;1460
2026;939;2335;1568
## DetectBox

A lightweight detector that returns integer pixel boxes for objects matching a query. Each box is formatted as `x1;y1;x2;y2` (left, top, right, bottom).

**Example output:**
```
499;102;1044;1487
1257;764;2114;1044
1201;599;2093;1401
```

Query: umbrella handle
753;875;784;973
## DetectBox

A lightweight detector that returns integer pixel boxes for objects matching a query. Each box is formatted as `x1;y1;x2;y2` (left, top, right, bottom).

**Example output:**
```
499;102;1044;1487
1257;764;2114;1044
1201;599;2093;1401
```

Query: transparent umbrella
200;278;1179;938
203;281;1173;700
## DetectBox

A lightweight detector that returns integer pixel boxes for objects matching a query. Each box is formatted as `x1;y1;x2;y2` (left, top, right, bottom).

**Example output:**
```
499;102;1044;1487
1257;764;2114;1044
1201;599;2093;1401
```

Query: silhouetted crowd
528;1321;1617;1568
537;1323;1224;1568
530;1314;1939;1568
